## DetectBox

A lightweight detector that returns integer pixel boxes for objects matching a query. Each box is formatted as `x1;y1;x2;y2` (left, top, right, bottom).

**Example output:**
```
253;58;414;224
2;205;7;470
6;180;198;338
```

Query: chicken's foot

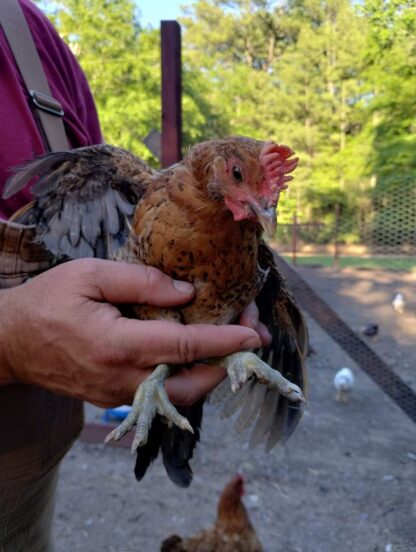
216;352;304;402
105;364;193;452
335;389;349;403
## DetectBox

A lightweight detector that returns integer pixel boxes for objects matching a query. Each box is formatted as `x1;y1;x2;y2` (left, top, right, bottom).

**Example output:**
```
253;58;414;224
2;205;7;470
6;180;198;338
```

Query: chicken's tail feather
134;400;204;488
161;400;204;488
134;416;164;482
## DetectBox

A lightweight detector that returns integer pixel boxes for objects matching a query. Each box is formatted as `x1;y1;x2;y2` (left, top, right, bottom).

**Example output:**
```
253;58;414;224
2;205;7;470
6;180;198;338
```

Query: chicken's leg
105;364;193;452
214;352;304;401
105;352;302;452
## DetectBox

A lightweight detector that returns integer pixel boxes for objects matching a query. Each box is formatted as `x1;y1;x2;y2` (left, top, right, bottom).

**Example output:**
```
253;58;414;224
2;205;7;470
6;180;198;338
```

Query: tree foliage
35;0;415;241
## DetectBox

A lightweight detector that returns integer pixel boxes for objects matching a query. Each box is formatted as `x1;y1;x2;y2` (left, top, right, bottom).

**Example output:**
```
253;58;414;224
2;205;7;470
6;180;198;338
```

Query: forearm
0;287;19;385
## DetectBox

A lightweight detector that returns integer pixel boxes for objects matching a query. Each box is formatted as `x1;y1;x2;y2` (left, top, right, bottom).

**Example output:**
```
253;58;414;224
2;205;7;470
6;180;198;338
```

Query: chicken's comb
230;473;245;496
259;141;298;203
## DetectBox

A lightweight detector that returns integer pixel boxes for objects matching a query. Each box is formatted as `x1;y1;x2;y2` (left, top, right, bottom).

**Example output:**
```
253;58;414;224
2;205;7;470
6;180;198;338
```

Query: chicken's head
218;474;246;511
230;473;245;497
201;137;298;237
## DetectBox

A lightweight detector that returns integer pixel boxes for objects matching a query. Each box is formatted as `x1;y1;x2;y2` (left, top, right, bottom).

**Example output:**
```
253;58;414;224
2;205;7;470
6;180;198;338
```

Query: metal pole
161;21;182;168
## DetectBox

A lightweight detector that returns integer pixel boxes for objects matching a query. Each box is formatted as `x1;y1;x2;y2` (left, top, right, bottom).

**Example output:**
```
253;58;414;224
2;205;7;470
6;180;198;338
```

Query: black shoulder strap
0;0;69;152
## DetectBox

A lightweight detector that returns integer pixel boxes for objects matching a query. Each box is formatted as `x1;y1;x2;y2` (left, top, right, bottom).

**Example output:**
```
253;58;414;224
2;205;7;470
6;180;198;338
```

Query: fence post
161;21;182;168
292;213;298;265
333;204;340;268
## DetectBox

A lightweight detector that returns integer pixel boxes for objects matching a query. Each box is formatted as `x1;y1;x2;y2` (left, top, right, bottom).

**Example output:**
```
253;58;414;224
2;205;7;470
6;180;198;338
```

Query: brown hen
161;474;263;552
4;136;307;486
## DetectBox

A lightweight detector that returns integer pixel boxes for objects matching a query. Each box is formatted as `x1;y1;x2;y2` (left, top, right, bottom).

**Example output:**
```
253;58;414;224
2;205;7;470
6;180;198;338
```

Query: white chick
334;367;354;403
392;293;405;314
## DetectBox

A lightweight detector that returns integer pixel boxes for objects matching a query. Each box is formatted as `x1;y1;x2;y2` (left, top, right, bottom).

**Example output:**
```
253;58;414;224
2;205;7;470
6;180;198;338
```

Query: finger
166;364;227;406
257;321;272;347
239;301;272;346
239;301;260;329
113;319;262;367
78;259;195;306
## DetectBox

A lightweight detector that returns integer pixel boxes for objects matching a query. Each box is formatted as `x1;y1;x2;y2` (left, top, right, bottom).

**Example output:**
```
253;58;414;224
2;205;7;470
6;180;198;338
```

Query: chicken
333;367;354;403
4;136;308;486
160;474;263;552
392;293;405;314
361;323;378;338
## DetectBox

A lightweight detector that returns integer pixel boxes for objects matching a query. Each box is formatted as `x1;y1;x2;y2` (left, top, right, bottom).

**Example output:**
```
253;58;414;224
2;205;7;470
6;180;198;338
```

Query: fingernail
250;318;257;329
173;279;194;294
241;333;261;350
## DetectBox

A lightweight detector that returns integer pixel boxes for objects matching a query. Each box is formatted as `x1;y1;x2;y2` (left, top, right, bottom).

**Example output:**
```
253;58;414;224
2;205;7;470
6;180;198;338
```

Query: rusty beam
161;20;182;168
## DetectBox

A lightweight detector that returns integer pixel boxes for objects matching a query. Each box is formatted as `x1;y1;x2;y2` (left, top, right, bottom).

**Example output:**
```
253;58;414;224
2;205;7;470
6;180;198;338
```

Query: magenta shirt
0;0;102;219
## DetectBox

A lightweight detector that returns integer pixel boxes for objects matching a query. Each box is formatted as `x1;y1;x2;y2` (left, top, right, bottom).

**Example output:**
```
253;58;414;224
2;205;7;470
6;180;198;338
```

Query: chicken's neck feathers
216;498;254;534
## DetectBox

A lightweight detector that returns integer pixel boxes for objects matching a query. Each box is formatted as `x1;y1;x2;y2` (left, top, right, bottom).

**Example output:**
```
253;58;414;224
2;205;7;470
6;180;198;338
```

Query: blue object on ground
103;405;132;422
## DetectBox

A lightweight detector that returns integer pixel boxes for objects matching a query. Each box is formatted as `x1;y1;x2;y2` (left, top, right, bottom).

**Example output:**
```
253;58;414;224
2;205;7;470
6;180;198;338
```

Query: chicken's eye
232;166;243;183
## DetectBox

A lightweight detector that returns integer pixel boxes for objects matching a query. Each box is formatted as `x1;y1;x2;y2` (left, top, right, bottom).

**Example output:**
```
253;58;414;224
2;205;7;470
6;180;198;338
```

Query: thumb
77;259;195;306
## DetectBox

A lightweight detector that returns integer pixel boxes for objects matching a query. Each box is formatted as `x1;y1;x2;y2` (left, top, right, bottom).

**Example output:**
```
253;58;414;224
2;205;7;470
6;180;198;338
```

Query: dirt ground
54;265;416;552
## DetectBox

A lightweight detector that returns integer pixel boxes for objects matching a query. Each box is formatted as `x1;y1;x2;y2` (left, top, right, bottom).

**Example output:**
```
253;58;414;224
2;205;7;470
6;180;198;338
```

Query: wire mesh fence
274;255;416;424
275;181;416;272
271;179;416;424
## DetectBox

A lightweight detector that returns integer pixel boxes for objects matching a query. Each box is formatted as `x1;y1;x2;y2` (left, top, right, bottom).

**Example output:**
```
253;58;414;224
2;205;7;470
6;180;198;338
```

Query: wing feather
4;144;156;260
212;378;254;418
265;398;286;452
249;388;279;448
235;383;266;434
213;240;308;450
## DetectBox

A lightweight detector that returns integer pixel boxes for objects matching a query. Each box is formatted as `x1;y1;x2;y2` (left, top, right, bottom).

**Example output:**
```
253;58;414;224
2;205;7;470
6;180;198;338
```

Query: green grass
281;255;416;271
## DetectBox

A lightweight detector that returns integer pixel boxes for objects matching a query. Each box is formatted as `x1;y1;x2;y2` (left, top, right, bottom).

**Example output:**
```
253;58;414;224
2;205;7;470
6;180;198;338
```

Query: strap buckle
29;90;64;117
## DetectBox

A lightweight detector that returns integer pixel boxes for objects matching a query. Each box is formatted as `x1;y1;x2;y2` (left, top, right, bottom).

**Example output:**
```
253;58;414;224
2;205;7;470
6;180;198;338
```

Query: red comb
230;473;245;496
259;141;298;203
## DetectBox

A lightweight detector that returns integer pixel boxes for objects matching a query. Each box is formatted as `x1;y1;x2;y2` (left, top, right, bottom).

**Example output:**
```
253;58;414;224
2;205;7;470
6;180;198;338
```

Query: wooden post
161;21;182;168
333;204;340;268
292;213;298;265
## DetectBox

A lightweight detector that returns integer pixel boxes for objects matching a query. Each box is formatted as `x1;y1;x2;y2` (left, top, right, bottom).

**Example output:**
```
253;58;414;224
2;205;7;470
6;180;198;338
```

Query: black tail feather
134;400;204;487
161;400;204;488
134;415;164;482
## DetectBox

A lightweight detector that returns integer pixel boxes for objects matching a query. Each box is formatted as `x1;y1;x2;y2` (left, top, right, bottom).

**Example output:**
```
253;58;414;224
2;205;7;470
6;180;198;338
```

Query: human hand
0;259;261;407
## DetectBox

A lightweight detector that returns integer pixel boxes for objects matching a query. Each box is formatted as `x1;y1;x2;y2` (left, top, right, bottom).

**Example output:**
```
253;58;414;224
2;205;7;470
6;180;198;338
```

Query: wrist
0;288;21;385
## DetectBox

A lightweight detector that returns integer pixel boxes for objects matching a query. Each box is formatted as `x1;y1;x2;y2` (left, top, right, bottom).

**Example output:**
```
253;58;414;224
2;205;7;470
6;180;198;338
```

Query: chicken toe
104;364;194;452
218;352;305;402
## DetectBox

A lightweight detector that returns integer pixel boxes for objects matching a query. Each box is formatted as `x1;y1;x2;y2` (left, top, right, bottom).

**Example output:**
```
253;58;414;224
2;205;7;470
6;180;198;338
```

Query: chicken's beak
250;204;277;238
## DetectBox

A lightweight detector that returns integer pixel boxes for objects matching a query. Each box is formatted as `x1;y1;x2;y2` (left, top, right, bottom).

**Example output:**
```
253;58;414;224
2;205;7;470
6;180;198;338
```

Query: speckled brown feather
116;154;266;325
